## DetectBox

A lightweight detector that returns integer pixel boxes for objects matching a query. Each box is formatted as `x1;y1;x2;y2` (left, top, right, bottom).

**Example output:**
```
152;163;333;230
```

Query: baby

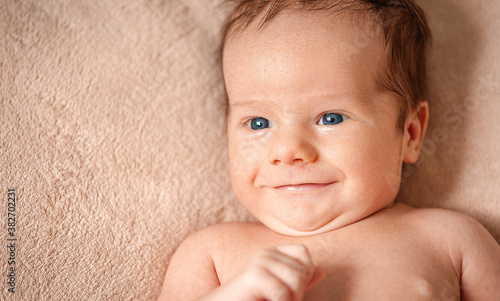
159;0;500;300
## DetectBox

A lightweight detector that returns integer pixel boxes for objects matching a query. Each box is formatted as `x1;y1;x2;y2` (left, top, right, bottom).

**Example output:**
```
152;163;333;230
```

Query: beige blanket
1;0;499;299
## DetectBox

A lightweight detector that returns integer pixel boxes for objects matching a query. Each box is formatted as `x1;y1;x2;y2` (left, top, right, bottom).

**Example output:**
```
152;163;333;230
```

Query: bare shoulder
396;204;498;250
396;204;500;300
157;222;262;301
183;221;269;248
168;221;265;263
397;204;495;242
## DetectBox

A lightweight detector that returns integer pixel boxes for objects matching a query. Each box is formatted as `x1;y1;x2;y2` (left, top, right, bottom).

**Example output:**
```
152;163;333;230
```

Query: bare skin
160;203;500;300
158;10;500;301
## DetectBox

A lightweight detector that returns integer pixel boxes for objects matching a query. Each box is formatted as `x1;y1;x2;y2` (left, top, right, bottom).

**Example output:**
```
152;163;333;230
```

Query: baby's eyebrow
229;101;247;108
228;99;272;114
229;94;349;106
229;99;261;107
227;94;369;116
227;100;260;116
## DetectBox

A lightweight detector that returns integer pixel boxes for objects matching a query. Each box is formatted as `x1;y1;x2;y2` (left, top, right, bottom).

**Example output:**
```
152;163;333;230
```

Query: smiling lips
275;182;335;192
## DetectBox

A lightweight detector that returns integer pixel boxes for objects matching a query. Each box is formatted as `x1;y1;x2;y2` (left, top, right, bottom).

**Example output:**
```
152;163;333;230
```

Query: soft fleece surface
1;0;499;300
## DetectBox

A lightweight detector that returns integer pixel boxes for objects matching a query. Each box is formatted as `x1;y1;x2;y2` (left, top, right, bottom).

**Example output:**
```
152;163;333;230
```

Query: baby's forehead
224;10;385;66
223;12;386;79
224;4;382;47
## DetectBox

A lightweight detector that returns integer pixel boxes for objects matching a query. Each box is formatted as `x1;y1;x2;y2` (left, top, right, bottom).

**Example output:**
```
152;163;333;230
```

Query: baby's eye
318;113;346;125
248;117;271;130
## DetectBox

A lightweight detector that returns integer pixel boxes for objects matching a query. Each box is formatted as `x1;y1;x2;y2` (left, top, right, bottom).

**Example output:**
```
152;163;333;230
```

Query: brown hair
221;0;431;130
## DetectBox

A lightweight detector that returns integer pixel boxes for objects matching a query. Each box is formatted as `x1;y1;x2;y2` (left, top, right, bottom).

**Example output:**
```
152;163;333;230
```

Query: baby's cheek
368;158;403;202
345;148;401;200
230;137;265;175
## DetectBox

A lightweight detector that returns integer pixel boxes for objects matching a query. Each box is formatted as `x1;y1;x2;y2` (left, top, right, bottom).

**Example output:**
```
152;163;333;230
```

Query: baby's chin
257;202;396;237
258;216;349;237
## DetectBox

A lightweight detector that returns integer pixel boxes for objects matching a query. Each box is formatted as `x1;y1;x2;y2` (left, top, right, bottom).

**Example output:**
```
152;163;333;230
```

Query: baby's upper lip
273;182;336;188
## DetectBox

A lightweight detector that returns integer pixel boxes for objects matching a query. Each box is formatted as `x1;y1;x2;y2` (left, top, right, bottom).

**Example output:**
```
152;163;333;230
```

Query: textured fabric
0;0;499;300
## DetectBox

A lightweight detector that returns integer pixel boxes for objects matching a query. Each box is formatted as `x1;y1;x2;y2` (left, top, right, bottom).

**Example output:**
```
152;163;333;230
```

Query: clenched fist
200;244;325;301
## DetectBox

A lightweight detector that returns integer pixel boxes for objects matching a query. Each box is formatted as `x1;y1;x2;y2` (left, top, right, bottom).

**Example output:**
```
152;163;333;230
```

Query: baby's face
224;12;413;236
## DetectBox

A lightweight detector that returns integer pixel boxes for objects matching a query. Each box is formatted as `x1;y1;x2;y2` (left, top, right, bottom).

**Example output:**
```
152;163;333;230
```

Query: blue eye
249;117;271;130
319;113;346;125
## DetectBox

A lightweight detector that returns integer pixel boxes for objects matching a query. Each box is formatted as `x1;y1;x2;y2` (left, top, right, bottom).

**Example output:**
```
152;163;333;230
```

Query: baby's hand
200;244;324;301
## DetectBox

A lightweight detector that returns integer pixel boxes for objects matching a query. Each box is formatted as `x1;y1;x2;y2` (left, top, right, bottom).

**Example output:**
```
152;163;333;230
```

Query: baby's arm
455;213;500;300
157;227;324;301
157;228;220;301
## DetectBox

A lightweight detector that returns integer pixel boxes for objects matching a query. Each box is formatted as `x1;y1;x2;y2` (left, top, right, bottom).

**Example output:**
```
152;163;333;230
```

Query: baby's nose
267;128;318;165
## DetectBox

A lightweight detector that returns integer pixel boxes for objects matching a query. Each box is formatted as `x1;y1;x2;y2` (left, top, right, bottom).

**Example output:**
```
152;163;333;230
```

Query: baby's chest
217;236;460;301
305;245;460;300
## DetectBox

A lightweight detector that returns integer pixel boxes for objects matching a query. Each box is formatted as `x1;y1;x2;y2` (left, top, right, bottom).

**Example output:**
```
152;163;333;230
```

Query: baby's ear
403;101;429;164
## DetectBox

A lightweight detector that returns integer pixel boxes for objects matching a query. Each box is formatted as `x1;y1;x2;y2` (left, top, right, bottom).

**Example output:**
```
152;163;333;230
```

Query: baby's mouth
275;182;335;192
